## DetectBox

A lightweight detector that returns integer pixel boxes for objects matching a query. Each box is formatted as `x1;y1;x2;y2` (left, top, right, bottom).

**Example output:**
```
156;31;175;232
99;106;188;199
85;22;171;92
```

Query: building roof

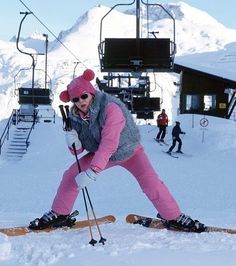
174;42;236;86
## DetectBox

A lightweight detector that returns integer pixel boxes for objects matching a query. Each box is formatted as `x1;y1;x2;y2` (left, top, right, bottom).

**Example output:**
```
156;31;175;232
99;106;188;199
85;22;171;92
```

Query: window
185;95;200;111
204;95;216;111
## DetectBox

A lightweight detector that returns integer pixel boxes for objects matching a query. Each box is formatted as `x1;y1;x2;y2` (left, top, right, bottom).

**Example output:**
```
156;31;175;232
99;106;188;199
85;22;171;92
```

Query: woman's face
72;93;94;114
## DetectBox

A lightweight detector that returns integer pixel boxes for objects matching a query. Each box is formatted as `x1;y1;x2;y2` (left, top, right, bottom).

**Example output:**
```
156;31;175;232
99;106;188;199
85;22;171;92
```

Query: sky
1;0;236;42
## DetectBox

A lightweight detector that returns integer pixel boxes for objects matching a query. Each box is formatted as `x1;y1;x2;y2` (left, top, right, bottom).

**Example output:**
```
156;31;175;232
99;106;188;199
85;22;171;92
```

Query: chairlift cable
18;0;87;68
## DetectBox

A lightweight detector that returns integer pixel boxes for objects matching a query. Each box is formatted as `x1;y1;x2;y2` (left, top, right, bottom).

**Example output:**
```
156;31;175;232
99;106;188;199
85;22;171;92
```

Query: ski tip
106;215;116;223
126;214;136;223
126;214;145;224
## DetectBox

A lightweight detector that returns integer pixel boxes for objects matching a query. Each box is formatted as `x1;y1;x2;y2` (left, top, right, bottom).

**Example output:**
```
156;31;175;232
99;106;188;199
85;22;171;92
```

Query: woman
29;69;205;232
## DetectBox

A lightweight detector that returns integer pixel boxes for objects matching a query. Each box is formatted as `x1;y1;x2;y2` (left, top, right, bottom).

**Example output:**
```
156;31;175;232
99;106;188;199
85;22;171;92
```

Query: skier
167;121;186;154
155;109;168;143
29;69;205;232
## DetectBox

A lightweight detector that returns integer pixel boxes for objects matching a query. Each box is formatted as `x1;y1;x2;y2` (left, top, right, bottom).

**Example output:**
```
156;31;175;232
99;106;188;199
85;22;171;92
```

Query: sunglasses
72;93;89;103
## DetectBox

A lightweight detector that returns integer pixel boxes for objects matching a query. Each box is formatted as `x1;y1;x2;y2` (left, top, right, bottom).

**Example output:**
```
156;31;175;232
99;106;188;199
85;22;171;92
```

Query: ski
162;150;178;158
0;215;116;237
172;152;192;157
126;214;236;235
154;138;169;146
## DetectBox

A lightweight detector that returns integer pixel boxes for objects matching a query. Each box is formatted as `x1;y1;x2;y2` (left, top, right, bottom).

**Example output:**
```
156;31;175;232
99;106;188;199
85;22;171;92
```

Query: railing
1;107;56;156
25;110;38;148
0;111;14;155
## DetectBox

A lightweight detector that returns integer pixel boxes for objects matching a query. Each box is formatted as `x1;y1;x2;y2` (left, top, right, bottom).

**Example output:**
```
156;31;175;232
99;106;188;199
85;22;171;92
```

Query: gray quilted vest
69;92;140;162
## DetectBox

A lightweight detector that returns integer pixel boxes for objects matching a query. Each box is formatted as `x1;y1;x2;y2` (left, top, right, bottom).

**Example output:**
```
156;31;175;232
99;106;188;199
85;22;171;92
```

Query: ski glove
75;168;97;190
65;129;81;150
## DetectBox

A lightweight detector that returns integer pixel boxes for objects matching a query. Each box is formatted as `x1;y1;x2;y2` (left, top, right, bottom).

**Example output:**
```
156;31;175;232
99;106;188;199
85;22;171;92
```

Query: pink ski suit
52;103;181;220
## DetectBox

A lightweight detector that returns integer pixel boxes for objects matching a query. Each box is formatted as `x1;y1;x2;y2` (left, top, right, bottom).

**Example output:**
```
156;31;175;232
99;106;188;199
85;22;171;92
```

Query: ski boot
157;213;206;233
29;210;79;230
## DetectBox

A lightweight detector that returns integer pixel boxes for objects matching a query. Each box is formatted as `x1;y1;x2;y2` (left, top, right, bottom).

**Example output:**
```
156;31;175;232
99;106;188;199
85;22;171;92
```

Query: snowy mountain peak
124;1;221;27
167;1;220;26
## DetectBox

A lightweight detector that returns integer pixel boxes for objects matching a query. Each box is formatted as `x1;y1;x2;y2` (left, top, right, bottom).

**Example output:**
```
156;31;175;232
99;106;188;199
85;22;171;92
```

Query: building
174;44;236;119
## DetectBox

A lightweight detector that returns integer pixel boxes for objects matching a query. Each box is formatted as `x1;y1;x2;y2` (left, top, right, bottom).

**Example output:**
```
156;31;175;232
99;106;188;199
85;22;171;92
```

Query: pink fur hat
60;69;96;102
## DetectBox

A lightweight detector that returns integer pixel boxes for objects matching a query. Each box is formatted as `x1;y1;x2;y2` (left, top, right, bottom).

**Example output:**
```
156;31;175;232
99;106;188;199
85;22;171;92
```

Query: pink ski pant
52;146;181;220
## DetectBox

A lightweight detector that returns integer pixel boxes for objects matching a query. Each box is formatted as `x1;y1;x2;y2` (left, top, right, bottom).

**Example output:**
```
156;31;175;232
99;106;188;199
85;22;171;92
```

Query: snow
175;42;236;81
0;113;236;265
1;2;236;265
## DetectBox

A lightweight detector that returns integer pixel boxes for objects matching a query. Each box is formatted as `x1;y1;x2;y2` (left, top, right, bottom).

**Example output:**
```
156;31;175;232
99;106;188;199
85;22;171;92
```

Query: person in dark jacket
167;121;185;154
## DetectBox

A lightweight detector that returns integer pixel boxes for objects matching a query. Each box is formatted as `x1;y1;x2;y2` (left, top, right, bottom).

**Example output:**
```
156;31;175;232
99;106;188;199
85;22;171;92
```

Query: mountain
1;2;236;121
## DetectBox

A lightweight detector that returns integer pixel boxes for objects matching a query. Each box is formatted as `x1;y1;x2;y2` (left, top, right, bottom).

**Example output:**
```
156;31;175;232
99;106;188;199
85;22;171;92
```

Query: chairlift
98;0;176;73
97;1;175;118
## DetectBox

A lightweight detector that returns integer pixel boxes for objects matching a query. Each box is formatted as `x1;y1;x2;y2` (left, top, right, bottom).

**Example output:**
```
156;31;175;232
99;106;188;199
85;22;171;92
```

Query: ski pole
59;104;97;245
60;104;105;245
85;187;106;244
72;143;106;245
58;105;68;130
82;188;97;246
72;144;97;245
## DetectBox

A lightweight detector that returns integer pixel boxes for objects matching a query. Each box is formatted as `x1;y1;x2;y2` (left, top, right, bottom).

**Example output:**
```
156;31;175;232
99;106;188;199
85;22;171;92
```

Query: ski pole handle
58;104;72;131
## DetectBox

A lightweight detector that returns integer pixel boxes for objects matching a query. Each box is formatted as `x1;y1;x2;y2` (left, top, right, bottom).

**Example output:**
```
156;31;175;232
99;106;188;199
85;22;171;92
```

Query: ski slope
0;113;236;266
